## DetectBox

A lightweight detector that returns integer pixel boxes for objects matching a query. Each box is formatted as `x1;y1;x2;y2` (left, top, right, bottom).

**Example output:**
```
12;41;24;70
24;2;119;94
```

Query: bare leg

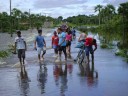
42;54;44;60
63;47;67;61
91;53;94;62
87;55;90;64
54;49;56;54
23;57;25;64
67;46;69;54
19;57;22;66
69;45;71;54
55;49;58;56
38;54;41;62
19;57;24;79
59;51;62;61
42;50;46;60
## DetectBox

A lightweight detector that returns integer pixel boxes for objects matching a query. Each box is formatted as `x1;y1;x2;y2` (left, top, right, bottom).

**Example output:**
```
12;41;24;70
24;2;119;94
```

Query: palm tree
58;16;63;23
105;4;115;21
94;4;103;25
118;2;128;46
0;12;10;32
12;8;22;30
20;11;30;29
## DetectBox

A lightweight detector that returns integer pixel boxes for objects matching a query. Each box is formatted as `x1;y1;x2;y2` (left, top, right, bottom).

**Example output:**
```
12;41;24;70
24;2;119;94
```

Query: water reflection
53;63;68;96
79;61;98;87
37;63;47;94
19;64;30;96
67;63;73;75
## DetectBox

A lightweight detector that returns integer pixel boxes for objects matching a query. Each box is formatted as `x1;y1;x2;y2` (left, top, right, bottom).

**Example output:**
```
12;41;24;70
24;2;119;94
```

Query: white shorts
37;47;46;55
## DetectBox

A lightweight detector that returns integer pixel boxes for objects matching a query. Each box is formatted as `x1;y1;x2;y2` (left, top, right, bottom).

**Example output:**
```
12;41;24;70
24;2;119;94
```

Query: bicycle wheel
82;53;87;64
75;49;82;62
78;51;85;65
77;49;84;63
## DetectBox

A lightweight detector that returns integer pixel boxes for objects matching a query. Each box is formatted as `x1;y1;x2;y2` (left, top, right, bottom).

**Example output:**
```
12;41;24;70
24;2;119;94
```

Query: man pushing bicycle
84;37;97;64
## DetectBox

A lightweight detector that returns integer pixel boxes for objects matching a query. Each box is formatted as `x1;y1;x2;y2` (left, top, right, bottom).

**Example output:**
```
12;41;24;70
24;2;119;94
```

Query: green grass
115;49;127;57
100;43;108;49
115;49;128;63
0;50;9;58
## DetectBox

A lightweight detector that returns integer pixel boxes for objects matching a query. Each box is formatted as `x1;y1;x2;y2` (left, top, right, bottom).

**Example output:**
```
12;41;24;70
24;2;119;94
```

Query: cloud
0;0;34;13
103;0;128;6
1;0;126;19
33;0;87;9
36;4;96;19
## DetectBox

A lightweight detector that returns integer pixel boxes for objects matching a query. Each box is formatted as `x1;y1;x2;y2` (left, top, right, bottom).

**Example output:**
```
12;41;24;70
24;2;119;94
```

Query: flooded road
0;29;128;96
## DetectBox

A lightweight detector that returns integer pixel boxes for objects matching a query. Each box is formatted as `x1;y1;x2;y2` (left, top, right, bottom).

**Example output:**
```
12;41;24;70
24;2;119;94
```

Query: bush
115;49;127;57
0;51;9;58
100;43;108;49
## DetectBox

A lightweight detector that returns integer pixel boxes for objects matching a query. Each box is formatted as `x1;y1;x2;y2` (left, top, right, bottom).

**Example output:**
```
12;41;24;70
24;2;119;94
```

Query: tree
12;8;22;30
58;16;63;23
94;4;103;25
105;4;115;21
118;2;128;47
0;12;10;32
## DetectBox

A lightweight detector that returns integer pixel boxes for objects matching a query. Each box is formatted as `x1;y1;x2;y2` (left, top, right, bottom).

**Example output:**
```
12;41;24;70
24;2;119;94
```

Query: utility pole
10;0;12;37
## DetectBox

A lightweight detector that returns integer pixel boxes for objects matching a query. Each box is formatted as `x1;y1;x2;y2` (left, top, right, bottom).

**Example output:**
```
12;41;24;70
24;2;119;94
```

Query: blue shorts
53;45;58;49
85;46;93;56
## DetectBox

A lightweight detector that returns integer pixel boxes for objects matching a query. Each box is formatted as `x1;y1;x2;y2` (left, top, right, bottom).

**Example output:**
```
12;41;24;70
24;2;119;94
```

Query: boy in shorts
85;37;97;64
52;31;59;57
34;29;46;62
14;31;27;65
57;27;67;61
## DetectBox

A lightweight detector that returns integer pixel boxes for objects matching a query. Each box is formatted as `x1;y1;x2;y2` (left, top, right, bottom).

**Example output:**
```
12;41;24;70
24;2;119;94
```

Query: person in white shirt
14;31;27;65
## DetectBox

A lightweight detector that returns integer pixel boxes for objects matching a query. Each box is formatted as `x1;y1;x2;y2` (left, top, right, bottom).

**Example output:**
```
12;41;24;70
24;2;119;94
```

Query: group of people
52;27;76;62
14;26;97;67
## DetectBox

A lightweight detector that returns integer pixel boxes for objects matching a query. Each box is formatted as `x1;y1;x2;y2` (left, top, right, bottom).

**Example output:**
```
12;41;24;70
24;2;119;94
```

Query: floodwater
0;30;128;96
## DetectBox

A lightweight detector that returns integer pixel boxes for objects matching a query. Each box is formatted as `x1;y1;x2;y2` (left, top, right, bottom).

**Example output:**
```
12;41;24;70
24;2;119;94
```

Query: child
14;31;27;65
66;31;72;55
52;31;59;57
57;27;67;61
34;29;46;62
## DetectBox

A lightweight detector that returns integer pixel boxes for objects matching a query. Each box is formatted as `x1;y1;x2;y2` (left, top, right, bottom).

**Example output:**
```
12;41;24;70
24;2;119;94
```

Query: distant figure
85;37;97;64
71;27;76;39
52;31;59;57
14;31;27;66
34;29;46;62
57;27;67;61
61;24;68;31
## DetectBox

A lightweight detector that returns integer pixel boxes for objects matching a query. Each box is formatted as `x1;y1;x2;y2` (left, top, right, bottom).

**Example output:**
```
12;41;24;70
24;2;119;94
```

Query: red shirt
85;37;97;47
52;35;59;46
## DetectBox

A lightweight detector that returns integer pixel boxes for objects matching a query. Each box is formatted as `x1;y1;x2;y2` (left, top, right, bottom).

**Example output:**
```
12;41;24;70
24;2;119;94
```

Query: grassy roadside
0;44;14;59
0;50;10;59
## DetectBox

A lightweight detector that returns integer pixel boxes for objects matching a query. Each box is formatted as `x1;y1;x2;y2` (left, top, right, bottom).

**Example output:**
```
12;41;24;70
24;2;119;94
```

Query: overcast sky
0;0;127;18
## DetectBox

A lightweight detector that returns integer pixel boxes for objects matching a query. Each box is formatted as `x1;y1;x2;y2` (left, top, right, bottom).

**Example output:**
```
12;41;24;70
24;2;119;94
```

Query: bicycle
74;41;86;64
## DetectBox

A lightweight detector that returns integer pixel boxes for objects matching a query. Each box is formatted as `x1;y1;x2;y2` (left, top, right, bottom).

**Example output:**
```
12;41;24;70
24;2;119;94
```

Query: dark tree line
0;8;61;33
